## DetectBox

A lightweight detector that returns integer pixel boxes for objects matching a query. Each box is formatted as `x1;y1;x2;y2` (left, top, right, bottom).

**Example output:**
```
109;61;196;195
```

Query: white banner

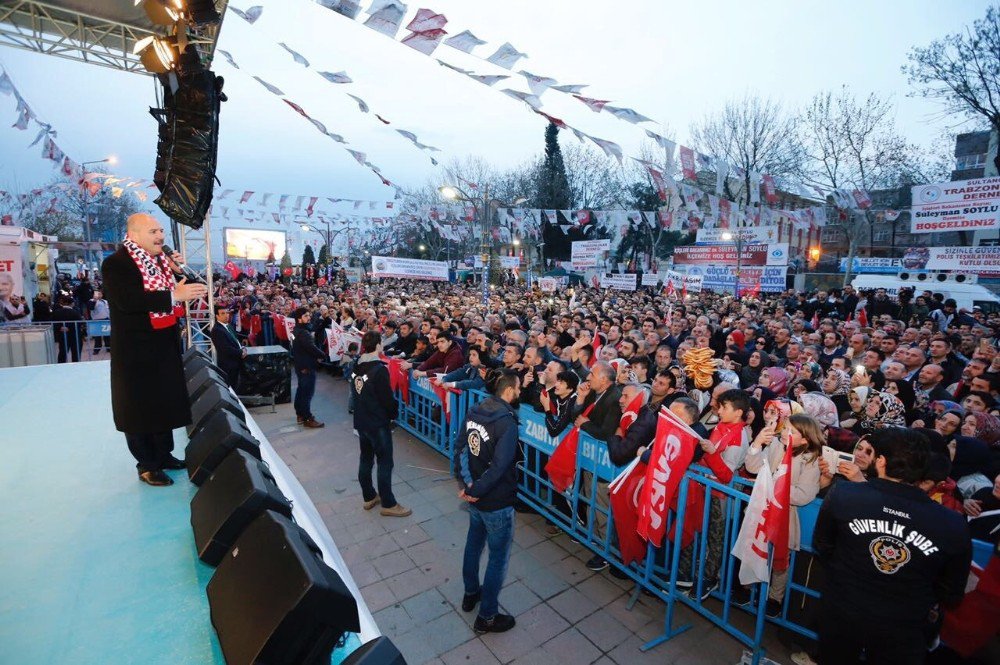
903;245;1000;274
465;256;521;269
371;255;448;281
911;177;1000;234
695;227;779;245
640;272;662;286
571;239;611;267
600;272;637;291
326;322;362;362
665;270;703;293
537;277;558;292
0;245;24;298
681;265;788;293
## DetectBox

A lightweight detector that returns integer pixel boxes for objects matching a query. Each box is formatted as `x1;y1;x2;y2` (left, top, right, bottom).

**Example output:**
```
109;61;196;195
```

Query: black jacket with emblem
351;353;397;431
454;395;520;512
813;477;971;626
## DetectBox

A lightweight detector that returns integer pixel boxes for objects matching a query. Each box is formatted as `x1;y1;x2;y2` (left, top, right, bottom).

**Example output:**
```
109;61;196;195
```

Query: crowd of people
211;272;1000;662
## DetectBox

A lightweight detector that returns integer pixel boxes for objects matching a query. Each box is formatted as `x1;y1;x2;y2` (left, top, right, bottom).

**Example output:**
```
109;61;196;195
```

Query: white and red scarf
122;238;181;329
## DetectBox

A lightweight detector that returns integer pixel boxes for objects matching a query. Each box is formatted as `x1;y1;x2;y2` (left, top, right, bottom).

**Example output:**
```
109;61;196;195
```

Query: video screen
224;228;287;261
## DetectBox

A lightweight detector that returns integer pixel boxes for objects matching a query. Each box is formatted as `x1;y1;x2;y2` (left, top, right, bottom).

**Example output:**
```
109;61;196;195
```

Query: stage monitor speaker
191;449;292;565
185;410;261;485
187;365;227;402
188;382;245;436
184;353;223;380
340;637;407;665
184;346;211;365
207;510;361;665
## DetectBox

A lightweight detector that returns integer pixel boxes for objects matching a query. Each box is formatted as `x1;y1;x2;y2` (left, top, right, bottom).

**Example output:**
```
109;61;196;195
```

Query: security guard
813;427;971;664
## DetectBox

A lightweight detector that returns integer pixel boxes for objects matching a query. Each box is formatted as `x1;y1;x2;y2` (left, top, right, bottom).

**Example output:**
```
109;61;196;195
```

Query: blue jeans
358;426;396;508
462;505;514;619
294;368;316;418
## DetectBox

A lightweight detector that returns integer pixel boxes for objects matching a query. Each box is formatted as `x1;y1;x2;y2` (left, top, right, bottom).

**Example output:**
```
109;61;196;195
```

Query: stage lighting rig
133;35;178;74
137;0;184;26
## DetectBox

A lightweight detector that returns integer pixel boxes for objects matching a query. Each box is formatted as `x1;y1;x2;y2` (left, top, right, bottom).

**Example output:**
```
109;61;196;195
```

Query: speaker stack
896;271;977;285
179;347;403;664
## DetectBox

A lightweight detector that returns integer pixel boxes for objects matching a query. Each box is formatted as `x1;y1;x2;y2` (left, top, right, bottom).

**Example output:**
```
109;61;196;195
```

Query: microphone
161;245;205;284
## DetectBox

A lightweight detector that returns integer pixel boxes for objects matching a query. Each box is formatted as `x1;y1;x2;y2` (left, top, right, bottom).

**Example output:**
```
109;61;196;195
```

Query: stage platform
0;362;377;664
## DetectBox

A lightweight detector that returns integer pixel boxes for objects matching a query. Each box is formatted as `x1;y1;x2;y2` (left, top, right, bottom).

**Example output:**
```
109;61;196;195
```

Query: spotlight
133;35;178;74
187;0;221;25
137;0;184;26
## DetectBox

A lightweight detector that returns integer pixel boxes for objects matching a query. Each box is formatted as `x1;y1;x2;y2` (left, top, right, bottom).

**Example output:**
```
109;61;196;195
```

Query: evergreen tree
279;250;292;284
317;243;329;265
535;123;572;209
302;244;316;266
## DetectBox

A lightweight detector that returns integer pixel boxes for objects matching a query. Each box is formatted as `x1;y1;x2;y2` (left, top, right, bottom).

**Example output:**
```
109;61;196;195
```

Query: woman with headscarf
801;391;859;453
858;390;906;435
725;329;748;366
842;386;871;432
749;366;788;403
882;379;917;423
739;350;769;390
791;379;822;403
961;411;1000;448
821;368;852;417
797;361;823;384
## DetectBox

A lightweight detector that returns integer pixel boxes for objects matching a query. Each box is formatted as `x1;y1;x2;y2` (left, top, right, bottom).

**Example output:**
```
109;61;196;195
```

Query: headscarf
762;366;788;397
739;351;769;388
884;379;916;415
860;391;906;432
763;398;803;432
826;369;852;397
850;386;871;413
968;411;1000;447
930;400;965;418
800;392;840;428
800;361;823;382
728;329;746;351
950;436;993;480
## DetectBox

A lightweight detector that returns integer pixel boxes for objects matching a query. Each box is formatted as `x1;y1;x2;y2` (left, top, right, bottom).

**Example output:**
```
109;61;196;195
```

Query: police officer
455;369;521;634
813;428;971;664
352;331;410;517
291;306;326;428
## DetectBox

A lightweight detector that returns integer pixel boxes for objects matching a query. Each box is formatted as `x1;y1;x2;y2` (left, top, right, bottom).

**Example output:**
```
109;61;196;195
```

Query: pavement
249;371;799;665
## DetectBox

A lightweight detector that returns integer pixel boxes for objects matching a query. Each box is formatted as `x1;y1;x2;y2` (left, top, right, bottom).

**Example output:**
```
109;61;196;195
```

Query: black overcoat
101;247;191;434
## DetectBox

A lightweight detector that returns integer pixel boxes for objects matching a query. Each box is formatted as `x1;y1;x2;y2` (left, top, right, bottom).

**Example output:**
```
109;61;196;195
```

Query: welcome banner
370;255;449;281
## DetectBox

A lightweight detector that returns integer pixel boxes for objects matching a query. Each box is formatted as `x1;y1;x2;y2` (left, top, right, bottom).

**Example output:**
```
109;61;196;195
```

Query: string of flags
225;4;442;168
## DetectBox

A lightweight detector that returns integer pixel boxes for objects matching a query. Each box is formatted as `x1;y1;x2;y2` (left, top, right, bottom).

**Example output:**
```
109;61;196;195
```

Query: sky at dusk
0;0;993;224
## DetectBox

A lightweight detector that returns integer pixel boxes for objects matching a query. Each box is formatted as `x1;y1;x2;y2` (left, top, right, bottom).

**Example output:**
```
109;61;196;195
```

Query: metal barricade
395;374;453;467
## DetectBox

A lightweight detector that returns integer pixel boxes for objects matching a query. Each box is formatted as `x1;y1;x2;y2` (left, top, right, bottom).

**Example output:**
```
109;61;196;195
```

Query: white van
851;274;1000;313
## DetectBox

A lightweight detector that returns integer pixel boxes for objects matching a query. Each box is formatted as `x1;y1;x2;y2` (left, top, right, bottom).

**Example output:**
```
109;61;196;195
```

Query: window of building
956;153;987;170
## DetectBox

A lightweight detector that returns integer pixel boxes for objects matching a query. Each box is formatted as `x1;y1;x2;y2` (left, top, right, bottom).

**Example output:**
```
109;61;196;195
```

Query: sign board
326;322;362;362
537;277;558;292
695;227;779;245
681;265;788;294
910;177;1000;234
371;256;448;281
640;272;662;286
571;239;611;267
838;257;901;274
671;243;788;267
903;246;1000;276
600;272;637;291
0;244;24;298
463;256;521;269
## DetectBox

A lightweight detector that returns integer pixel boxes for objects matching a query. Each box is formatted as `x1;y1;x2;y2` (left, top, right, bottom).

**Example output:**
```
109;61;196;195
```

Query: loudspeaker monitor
187;365;227;402
207;510;361;665
184;353;223;380
340;637;407;665
188;382;245;436
191;449;292;565
185;410;261;485
184;346;211;365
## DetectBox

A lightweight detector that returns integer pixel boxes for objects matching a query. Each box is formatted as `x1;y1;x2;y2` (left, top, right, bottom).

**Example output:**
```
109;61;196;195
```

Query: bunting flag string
228;4;264;24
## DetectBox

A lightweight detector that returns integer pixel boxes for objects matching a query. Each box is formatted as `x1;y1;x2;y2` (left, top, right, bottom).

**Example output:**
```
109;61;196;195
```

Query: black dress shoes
139;470;174;486
162;456;187;470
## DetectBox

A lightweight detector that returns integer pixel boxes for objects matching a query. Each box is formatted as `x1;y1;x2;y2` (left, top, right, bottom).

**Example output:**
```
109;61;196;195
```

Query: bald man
102;213;208;487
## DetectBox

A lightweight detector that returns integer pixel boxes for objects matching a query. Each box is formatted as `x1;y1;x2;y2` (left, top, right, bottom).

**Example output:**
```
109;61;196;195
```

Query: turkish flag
432;382;459;423
610;460;648;566
619;391;645;434
588;333;601;368
544;402;595;493
857;308;868;328
636;411;697;546
765;440;794;572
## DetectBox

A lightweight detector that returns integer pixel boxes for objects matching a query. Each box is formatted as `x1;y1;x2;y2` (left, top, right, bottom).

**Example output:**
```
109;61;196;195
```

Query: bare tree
904;5;1000;172
690;93;806;202
801;88;921;285
562;143;630;209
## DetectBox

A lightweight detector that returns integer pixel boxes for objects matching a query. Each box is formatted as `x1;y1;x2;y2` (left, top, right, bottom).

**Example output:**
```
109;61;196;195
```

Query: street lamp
300;220;334;263
721;229;742;298
80;156;117;272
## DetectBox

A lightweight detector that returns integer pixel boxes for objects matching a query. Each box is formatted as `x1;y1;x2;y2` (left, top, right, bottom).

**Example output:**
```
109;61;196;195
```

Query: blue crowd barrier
394;378;995;664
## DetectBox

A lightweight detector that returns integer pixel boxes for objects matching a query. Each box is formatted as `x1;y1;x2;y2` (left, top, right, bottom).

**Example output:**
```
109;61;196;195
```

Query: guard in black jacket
209;304;244;388
291;306;326;428
454;371;521;635
352;331;410;517
813;427;971;665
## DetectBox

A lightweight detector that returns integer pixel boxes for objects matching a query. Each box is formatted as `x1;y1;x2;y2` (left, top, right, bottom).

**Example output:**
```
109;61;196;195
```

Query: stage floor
0;362;373;663
0;361;225;663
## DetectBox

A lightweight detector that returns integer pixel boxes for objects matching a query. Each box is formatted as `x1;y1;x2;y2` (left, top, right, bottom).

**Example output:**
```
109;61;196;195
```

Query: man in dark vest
209;304;245;388
102;213;208;487
352;331;410;517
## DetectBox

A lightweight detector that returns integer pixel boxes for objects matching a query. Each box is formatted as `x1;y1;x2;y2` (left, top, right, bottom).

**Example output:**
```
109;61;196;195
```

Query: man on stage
210;304;245;388
102;213;208;487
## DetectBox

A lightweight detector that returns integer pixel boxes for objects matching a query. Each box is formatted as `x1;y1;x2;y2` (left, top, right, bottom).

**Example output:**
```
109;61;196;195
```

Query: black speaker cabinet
185;410;261;485
187;365;227;402
184;353;223;380
207;510;361;665
184;346;211;365
187;382;245;436
341;637;407;665
191;449;292;566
